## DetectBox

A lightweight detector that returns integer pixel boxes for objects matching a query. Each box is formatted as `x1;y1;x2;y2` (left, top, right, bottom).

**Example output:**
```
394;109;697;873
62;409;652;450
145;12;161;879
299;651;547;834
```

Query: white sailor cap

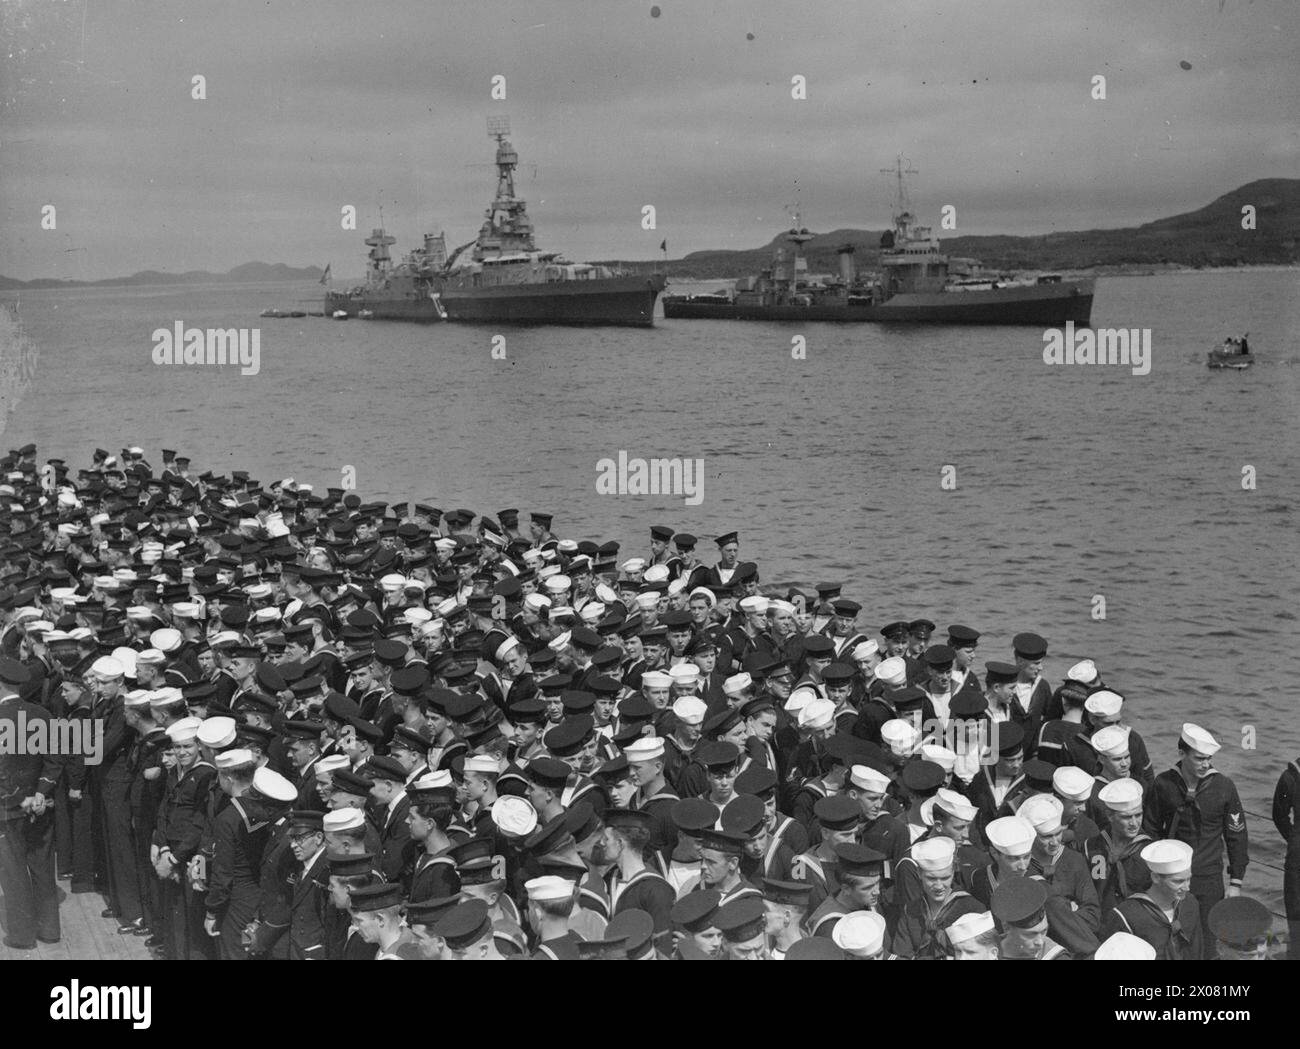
912;836;957;872
595;583;619;604
111;647;138;677
544;574;571;594
723;672;753;696
68;627;94;642
767;599;796;616
495;637;522;662
671;697;707;725
1098;777;1144;811
123;690;153;709
880;719;920;755
1095;931;1158;960
682;586;711;607
209;631;242;648
784;687;816;716
315;754;350;776
668;663;700;684
49;586;79;603
851;639;880;661
492;795;538;838
91;655;125;679
985;815;1036;857
252;607;280;625
738;595;769;614
418;619;444;638
1180;722;1220;757
434;538;457;553
798;697;835;731
946;910;996;945
1066;659;1100;685
624;737;666;763
57;490;81;509
523;593;551;612
643;565;670;584
403;607;433;626
935;787;978;822
634;592;659;610
214;748;255;770
92;575;120;592
411;770;454;792
621;558;647;574
148;687;185;708
113;568;138;582
921;743;957;773
1141;839;1193;875
435;597;461;618
525;875;574;902
1017;793;1064;834
196;716;237;750
578;602;605;624
13;606;43;623
323;808;366;833
379;573;407;592
243;582;274;602
1084;689;1123;718
24;619;54;635
1052;765;1095;802
173;598;206;620
1089;724;1131;757
547;630;572;652
125;605;154;622
641;670;672;690
464;755;502;776
849;764;892;793
549;606;576;623
165;717;202;744
666;578;687;597
557;539;579;555
127;445;144;455
41;629;74;644
520;548;543;565
874;656;908;687
831;910;886;957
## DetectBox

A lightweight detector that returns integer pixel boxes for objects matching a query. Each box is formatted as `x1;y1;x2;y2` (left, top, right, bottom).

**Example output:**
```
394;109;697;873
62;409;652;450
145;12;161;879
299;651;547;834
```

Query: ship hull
663;279;1095;326
436;275;666;327
323;292;445;322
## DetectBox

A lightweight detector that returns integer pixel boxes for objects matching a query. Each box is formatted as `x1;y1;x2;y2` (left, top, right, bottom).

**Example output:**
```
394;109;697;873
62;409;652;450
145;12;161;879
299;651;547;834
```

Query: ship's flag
319;263;331;285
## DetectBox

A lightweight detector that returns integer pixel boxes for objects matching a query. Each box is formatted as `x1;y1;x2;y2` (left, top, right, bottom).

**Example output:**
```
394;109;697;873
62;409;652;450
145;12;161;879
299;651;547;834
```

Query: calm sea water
3;269;1298;910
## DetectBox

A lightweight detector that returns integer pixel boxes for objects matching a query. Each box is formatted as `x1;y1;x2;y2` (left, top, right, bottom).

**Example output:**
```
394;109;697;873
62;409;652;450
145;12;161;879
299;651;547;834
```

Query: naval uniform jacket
633;785;680;854
407;846;460;901
288;849;332;960
204;797;271;934
605;866;676;941
1082;830;1153;912
1027;848;1102;956
1142;768;1248;894
892;891;987;959
1102;892;1203;960
1271;759;1300;917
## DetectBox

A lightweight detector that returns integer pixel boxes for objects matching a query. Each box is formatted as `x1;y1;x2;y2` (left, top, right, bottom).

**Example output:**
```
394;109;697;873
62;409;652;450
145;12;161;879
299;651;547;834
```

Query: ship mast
880;155;919;240
475;115;536;260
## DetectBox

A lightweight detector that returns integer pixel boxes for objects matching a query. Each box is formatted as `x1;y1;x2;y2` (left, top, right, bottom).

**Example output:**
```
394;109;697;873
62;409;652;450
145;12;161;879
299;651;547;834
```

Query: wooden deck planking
1;880;152;961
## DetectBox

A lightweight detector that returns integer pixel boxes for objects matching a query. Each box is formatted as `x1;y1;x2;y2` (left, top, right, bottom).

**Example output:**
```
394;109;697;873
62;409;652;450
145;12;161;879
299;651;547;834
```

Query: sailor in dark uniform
624;735;680;854
1206;895;1273;960
1083;777;1152;911
1019;793;1101;956
688;531;741;592
792;795;862;910
349;881;415;960
1100;839;1203;960
323;852;380;960
991;874;1069;959
1009;632;1053;757
1271;751;1300;958
599;808;676;950
893;835;988;959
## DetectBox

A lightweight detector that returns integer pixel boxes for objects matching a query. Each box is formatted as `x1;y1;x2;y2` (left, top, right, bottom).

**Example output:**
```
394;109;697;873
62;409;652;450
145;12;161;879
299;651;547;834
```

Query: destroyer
663;160;1094;326
432;118;665;327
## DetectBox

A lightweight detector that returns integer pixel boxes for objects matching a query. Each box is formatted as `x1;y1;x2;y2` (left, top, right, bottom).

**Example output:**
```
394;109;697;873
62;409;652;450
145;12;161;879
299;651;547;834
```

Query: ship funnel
837;244;856;284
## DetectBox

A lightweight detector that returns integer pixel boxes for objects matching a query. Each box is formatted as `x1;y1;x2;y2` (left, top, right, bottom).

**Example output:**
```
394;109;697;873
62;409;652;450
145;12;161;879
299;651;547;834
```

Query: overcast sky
1;0;1296;279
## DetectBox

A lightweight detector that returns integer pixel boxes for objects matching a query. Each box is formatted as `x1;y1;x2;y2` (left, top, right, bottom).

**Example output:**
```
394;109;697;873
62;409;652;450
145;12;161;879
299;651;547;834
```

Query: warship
431;117;666;327
323;227;448;321
662;161;1094;326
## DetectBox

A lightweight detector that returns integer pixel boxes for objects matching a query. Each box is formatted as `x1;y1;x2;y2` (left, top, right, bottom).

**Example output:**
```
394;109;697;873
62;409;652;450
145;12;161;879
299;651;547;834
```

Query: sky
1;0;1297;280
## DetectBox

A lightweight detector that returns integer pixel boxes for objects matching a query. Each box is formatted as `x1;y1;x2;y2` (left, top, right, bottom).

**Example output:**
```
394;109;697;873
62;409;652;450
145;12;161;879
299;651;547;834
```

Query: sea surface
3;268;1298;912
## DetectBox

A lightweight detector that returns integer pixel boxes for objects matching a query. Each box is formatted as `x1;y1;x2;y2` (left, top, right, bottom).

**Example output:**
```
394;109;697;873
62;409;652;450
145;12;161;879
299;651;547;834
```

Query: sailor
662;696;705;794
1271;750;1300;958
1019;793;1100;956
433;898;501;960
945;910;1000;960
598;808;676;946
971;814;1035;907
404;770;461;901
722;793;795;883
792;795;862;909
990;874;1069;959
1100;839;1203;960
690;531;741;591
348;880;414;959
759;878;812;958
1052;765;1101;851
966;721;1026;832
1009;632;1052;756
695;826;762;904
625;735;680;854
919;645;957;731
648;525;674;567
945;625;981;697
1142;723;1248;956
526;875;586;959
1083;777;1152;911
807;843;887;940
1076;689;1155;789
1093;930;1157;960
712;895;769;960
282;809;332;960
892;836;986;959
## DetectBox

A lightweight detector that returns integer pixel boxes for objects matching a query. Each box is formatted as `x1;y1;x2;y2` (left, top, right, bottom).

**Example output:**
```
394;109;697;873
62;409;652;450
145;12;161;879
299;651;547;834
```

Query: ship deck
0;882;152;961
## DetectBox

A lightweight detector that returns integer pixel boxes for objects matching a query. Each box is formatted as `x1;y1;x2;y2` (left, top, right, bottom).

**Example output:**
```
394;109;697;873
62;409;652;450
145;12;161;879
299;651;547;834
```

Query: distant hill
0;261;323;290
602;178;1300;278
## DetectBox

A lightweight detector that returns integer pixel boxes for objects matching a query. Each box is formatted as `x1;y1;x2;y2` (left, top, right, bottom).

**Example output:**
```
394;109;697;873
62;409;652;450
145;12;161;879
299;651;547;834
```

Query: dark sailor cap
900;759;946;793
923;644;956;668
719;794;766;838
812;794;861;831
673;533;697;550
948;624;980;645
784;937;847;960
0;656;32;686
714;897;766;942
1207;896;1272;949
734;764;778;797
603;807;652;835
991;874;1048;927
328;851;376;877
985;660;1020;685
605;909;656;959
949;690;988;717
347;881;404;912
671;797;720;834
331;768;375;796
432;899;493;949
404;893;462;927
526;758;572;790
834;842;886;876
996;721;1026;755
820;661;854;685
672;888;723;932
762;878;813;907
287;810;325;833
714;531;738;547
1012;632;1048;660
650;525;674;542
281;719;325;741
696;740;741;770
880;621;910;641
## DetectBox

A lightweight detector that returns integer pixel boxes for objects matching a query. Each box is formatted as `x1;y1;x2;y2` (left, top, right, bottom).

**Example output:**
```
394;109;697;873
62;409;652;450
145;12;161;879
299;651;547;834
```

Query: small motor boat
1207;333;1252;370
358;309;374;320
331;310;349;320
